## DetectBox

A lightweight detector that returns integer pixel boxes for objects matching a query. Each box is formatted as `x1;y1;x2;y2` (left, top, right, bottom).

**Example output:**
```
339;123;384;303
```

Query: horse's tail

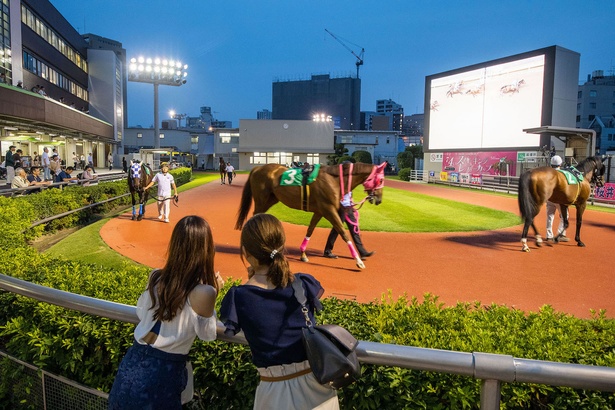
517;170;539;223
235;170;254;230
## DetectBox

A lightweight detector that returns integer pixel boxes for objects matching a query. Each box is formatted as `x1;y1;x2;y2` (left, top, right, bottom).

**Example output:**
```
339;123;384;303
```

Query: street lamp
128;56;188;162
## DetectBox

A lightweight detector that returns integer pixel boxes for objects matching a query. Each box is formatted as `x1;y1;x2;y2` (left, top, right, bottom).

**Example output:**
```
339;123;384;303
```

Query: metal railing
1;273;614;409
0;171;127;197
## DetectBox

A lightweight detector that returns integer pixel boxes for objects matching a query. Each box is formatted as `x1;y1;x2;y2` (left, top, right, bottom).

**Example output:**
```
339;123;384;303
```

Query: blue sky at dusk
50;0;615;128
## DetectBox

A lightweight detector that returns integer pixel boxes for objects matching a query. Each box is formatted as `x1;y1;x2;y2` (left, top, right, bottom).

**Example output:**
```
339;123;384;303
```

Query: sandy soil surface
100;175;615;319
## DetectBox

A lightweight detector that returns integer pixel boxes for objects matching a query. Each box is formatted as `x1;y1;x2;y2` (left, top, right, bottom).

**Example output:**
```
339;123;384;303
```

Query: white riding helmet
550;155;563;166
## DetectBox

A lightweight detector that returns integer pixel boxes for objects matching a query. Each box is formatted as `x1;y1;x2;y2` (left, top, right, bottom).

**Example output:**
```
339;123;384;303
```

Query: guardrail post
474;352;515;410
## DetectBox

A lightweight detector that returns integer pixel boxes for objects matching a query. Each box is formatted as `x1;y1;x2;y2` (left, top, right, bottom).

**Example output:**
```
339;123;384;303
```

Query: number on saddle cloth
558;167;583;185
280;164;320;186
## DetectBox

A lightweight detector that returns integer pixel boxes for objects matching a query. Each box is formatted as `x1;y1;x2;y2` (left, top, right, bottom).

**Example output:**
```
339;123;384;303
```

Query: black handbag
291;279;361;389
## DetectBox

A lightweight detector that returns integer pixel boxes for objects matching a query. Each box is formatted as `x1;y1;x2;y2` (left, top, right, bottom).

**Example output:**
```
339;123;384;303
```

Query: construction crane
325;29;364;78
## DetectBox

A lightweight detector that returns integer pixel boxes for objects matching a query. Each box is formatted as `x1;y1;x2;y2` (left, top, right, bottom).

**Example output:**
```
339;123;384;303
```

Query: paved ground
100;175;615;319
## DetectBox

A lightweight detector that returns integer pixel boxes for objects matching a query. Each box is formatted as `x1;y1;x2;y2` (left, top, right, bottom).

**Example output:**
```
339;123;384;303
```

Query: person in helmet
546;155;569;242
145;162;178;223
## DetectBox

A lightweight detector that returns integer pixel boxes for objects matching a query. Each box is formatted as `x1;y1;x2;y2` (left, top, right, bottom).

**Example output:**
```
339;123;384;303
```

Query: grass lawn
42;172;220;269
269;186;521;232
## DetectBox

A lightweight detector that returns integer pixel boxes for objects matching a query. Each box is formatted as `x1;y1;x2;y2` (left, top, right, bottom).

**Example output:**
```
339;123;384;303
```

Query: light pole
128;56;188;166
169;110;187;128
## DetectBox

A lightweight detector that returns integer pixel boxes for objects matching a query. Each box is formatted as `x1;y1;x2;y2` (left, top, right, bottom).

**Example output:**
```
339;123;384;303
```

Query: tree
351;150;372;164
397;151;413;170
337;155;355;164
327;143;348;165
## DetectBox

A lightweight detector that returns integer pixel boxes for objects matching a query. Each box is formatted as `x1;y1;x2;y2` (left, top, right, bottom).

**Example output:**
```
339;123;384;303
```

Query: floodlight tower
128;57;188;152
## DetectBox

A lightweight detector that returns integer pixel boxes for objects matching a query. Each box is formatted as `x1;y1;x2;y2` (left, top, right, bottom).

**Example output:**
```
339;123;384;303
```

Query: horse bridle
339;163;386;207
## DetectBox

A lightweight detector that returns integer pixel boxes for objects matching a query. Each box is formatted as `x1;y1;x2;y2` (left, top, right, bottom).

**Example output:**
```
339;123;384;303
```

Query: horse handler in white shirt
145;162;178;223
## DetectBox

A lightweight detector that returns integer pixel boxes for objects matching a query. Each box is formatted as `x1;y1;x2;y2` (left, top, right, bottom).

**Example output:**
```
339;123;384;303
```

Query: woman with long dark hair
108;215;224;409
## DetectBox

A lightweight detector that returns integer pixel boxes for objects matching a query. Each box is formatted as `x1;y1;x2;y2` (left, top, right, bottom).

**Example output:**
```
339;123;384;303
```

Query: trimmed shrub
397;167;413;181
352;150;372;164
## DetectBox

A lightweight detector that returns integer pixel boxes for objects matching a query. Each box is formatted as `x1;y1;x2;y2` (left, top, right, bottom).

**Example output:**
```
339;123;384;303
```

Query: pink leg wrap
300;237;310;252
347;241;359;259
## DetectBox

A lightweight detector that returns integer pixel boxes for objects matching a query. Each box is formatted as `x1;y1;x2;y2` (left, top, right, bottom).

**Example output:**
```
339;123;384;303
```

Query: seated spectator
16;80;23;88
26;166;51;194
11;168;30;190
55;166;78;183
80;165;98;186
0;73;6;83
38;86;47;96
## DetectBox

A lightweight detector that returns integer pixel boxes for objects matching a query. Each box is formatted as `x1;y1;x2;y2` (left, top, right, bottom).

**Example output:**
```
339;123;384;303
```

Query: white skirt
255;360;339;410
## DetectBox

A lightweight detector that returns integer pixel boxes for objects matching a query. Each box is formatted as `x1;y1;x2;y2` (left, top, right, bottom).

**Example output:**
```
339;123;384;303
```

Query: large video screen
425;53;547;151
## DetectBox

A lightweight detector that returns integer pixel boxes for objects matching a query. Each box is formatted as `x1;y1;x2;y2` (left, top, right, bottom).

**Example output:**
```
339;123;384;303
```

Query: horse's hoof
577;242;585;247
356;260;365;269
522;245;530;252
536;241;542;247
137;215;143;221
131;215;136;221
300;255;309;262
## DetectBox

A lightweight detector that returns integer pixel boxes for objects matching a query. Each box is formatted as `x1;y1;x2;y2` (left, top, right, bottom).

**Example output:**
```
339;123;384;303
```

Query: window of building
386;137;390;144
577;103;581;110
306;153;320;164
340;136;353;144
588;115;595;122
578;91;582;98
191;136;199;144
220;136;231;144
589;90;597;97
137;133;142;138
576;115;581;123
159;133;164;139
250;152;267;165
590;102;597;109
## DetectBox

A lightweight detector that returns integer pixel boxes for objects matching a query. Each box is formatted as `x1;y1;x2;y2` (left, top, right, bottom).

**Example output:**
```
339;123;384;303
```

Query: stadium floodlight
127;56;188;151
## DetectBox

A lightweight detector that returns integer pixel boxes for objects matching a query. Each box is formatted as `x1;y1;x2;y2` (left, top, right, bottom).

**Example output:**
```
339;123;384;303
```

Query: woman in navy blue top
221;214;339;409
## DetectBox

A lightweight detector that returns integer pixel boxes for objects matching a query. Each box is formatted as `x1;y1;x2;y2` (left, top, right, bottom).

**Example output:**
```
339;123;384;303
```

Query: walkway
100;175;615;319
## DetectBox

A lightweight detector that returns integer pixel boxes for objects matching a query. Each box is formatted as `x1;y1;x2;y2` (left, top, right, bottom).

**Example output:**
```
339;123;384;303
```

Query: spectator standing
52;148;61;164
108;215;222;409
42;147;51;180
72;152;79;169
108;152;113;170
145;162;178;223
49;154;61;178
32;151;41;167
220;214;339;410
4;145;16;185
80;154;86;170
13;149;23;169
87;152;93;167
122;156;128;173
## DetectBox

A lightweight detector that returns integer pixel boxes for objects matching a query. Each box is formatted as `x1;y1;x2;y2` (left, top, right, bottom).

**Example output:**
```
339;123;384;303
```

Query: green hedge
1;247;615;409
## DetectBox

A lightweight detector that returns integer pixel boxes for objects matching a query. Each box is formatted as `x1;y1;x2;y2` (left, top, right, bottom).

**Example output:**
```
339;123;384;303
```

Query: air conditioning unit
565;147;574;157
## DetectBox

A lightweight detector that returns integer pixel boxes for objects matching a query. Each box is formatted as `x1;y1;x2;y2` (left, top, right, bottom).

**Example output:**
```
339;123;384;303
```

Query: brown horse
219;157;226;185
128;162;154;221
235;162;387;269
518;156;605;252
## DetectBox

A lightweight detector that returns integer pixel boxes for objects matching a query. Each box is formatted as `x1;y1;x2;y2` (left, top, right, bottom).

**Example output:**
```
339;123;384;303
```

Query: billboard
424;46;579;152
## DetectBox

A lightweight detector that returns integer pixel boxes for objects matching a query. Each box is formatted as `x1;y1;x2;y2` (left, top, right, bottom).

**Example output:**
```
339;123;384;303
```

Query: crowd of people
2;145;103;193
108;213;341;409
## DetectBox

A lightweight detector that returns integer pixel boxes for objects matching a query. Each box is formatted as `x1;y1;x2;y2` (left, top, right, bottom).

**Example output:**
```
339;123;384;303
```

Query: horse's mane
320;162;373;177
575;156;604;175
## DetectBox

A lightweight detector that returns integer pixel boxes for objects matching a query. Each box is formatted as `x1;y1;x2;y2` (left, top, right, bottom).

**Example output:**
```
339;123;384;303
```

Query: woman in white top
108;215;224;409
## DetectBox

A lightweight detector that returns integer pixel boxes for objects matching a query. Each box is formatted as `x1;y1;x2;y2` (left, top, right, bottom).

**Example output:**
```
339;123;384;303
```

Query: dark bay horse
235;162;387;269
219;157;226;185
128;163;154;221
518;156;605;251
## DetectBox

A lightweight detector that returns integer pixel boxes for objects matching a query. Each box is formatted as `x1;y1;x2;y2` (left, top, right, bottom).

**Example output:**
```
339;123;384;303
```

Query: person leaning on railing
80;165;98;186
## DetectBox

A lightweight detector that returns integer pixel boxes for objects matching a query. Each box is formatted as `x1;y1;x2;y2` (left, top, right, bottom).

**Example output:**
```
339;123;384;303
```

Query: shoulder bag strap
291;278;312;327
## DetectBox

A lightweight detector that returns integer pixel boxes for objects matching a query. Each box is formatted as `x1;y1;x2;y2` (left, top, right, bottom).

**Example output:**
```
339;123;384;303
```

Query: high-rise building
257;109;272;119
576;70;615;129
272;74;361;130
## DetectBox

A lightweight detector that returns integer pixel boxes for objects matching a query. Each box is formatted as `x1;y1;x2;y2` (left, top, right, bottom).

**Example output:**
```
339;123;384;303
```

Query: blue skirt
108;341;188;410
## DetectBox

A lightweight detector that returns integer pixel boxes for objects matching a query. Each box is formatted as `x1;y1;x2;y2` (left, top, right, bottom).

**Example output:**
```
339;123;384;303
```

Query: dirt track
100;175;615;319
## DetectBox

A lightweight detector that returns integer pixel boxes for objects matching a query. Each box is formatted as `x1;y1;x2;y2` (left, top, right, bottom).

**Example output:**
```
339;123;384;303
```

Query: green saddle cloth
280;164;321;186
557;168;583;185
